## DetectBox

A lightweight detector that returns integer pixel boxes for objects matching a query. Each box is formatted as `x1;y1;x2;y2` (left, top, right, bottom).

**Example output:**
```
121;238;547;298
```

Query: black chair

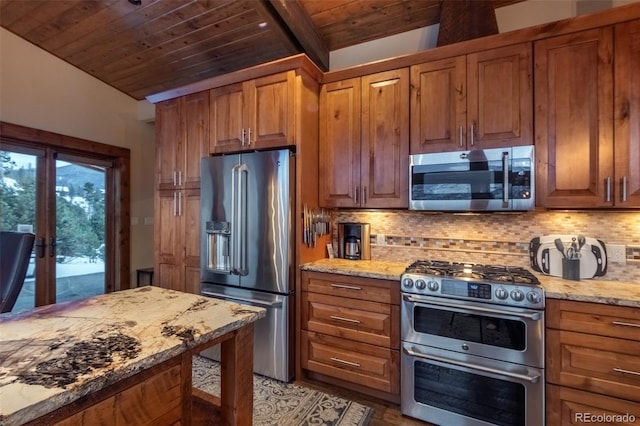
1;231;36;313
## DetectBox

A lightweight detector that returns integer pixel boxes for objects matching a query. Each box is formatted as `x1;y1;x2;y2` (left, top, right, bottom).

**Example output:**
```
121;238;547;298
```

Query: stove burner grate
405;260;540;285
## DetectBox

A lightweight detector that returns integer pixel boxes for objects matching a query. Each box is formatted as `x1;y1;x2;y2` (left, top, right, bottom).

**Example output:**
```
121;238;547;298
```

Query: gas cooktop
402;260;544;308
405;260;540;285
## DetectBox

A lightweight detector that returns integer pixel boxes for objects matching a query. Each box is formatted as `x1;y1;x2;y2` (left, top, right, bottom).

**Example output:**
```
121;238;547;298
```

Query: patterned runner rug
192;356;373;426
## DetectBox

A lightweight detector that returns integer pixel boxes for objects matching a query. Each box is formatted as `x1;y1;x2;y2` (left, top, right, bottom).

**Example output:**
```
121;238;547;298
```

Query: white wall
330;0;640;70
0;28;155;286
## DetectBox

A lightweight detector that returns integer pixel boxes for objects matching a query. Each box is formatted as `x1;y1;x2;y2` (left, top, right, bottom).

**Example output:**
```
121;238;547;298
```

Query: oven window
414;306;526;350
414;360;525;426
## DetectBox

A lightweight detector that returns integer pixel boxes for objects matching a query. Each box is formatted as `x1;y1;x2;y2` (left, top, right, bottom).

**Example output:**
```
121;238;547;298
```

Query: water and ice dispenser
206;221;231;273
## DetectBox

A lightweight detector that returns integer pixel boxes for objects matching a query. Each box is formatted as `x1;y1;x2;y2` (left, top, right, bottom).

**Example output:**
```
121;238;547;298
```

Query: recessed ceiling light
258;22;267;29
128;0;142;5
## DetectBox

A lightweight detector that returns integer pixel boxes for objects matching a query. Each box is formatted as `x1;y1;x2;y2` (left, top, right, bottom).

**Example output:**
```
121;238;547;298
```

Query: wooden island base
26;324;254;426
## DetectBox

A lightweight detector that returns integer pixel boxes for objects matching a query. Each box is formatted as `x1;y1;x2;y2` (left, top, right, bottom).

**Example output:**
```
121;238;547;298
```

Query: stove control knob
415;279;427;290
427;280;439;292
527;291;542;304
495;287;509;300
402;277;414;289
510;289;525;302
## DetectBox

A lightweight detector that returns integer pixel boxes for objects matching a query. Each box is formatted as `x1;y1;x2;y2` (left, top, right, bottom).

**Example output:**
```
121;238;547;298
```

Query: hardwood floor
296;378;433;426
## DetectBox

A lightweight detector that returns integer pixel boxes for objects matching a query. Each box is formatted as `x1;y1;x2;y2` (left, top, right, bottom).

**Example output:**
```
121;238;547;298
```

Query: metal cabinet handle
173;192;178;216
330;315;361;324
178;192;182;216
173;171;177;186
241;128;245;146
178;171;182;187
470;123;475;146
330;357;361;368
362;186;367;205
612;320;640;328
355;186;360;204
622;176;628;202
247;128;252;146
613;368;640;377
330;284;362;291
458;126;464;147
606;176;612;202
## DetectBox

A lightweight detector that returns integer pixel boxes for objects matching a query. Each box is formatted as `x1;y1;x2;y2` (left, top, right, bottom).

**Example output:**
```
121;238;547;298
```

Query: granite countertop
300;259;640;307
0;286;266;426
300;258;410;281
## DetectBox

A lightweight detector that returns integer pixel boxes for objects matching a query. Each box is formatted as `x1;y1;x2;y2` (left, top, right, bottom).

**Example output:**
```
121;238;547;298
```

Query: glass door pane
1;150;37;313
54;156;106;303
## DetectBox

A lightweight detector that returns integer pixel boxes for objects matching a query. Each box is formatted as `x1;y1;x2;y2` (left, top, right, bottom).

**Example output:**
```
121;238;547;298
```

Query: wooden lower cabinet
547;384;640;426
300;271;400;401
546;299;640;425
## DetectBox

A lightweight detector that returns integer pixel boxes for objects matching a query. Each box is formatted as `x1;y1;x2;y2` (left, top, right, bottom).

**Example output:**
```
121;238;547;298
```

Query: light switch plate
608;244;626;263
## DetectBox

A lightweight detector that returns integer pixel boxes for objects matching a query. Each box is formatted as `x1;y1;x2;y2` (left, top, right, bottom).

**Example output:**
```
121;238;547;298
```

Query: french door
0;122;130;313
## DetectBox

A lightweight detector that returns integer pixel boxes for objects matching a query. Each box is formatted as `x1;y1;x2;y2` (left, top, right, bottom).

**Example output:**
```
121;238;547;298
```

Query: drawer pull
330;357;361;368
612;320;640;328
613;368;640;377
330;315;361;324
330;284;362;291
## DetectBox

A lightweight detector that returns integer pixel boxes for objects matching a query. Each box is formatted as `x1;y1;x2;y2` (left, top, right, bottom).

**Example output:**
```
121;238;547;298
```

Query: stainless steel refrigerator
199;148;294;382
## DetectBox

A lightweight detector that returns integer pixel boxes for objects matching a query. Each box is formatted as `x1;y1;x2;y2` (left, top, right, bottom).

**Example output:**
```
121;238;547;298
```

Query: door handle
49;237;56;257
36;237;47;258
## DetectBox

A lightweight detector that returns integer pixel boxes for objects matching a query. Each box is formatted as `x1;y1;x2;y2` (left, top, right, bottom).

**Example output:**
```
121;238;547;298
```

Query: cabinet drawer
301;271;399;304
547;329;640;402
546;384;640;426
547;299;640;342
302;292;400;348
301;331;399;395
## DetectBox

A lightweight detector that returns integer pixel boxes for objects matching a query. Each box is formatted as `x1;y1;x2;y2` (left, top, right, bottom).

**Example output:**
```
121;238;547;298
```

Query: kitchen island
0;286;265;426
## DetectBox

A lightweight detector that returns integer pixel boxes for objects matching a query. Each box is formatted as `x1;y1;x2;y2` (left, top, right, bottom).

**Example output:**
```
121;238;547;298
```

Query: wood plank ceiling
0;0;525;101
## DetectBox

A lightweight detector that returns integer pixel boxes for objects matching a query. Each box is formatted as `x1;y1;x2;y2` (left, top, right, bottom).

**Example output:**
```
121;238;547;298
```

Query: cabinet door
410;56;466;153
361;69;409;208
535;28;615;208
156;99;182;190
467;43;533;149
183;92;209;189
183;188;200;294
319;78;361;207
210;82;245;153
155;190;182;289
615;19;640;207
249;71;295;149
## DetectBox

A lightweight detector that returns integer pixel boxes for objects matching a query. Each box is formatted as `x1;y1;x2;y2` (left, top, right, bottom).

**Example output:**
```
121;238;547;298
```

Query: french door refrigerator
200;148;294;382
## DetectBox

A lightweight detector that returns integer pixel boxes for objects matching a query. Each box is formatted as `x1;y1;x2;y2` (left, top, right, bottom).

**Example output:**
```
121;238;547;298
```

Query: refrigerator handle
232;163;249;276
202;290;283;308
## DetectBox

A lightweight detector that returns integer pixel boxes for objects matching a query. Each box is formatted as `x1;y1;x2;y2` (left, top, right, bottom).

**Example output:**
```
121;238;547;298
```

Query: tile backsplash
332;210;640;282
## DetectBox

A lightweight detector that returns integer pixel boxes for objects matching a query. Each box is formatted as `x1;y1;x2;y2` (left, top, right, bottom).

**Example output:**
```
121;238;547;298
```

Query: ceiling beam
265;0;330;71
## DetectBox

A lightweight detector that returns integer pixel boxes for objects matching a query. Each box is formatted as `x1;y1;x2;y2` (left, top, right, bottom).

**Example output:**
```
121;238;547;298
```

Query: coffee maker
337;223;371;260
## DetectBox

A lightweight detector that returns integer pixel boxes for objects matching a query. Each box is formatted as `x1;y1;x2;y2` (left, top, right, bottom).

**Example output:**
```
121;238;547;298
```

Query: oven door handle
403;345;541;384
403;294;541;321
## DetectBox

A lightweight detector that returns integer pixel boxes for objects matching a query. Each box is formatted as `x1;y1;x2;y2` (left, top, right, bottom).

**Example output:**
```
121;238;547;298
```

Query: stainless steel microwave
409;145;535;211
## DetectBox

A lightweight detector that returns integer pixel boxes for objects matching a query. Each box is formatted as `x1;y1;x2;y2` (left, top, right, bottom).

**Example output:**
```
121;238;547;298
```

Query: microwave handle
502;151;509;205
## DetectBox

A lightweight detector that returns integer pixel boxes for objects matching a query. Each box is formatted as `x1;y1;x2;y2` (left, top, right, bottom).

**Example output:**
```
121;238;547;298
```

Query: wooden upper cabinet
320;69;409;208
410;43;533;154
156;91;209;190
614;19;640;207
210;71;295;153
319;77;361;207
535;27;616;208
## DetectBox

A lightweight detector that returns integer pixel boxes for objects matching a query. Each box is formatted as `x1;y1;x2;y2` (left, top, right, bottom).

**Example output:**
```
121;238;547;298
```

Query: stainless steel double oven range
401;260;545;426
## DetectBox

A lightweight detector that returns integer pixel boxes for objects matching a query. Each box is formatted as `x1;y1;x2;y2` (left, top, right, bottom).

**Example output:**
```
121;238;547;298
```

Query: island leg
219;323;254;426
